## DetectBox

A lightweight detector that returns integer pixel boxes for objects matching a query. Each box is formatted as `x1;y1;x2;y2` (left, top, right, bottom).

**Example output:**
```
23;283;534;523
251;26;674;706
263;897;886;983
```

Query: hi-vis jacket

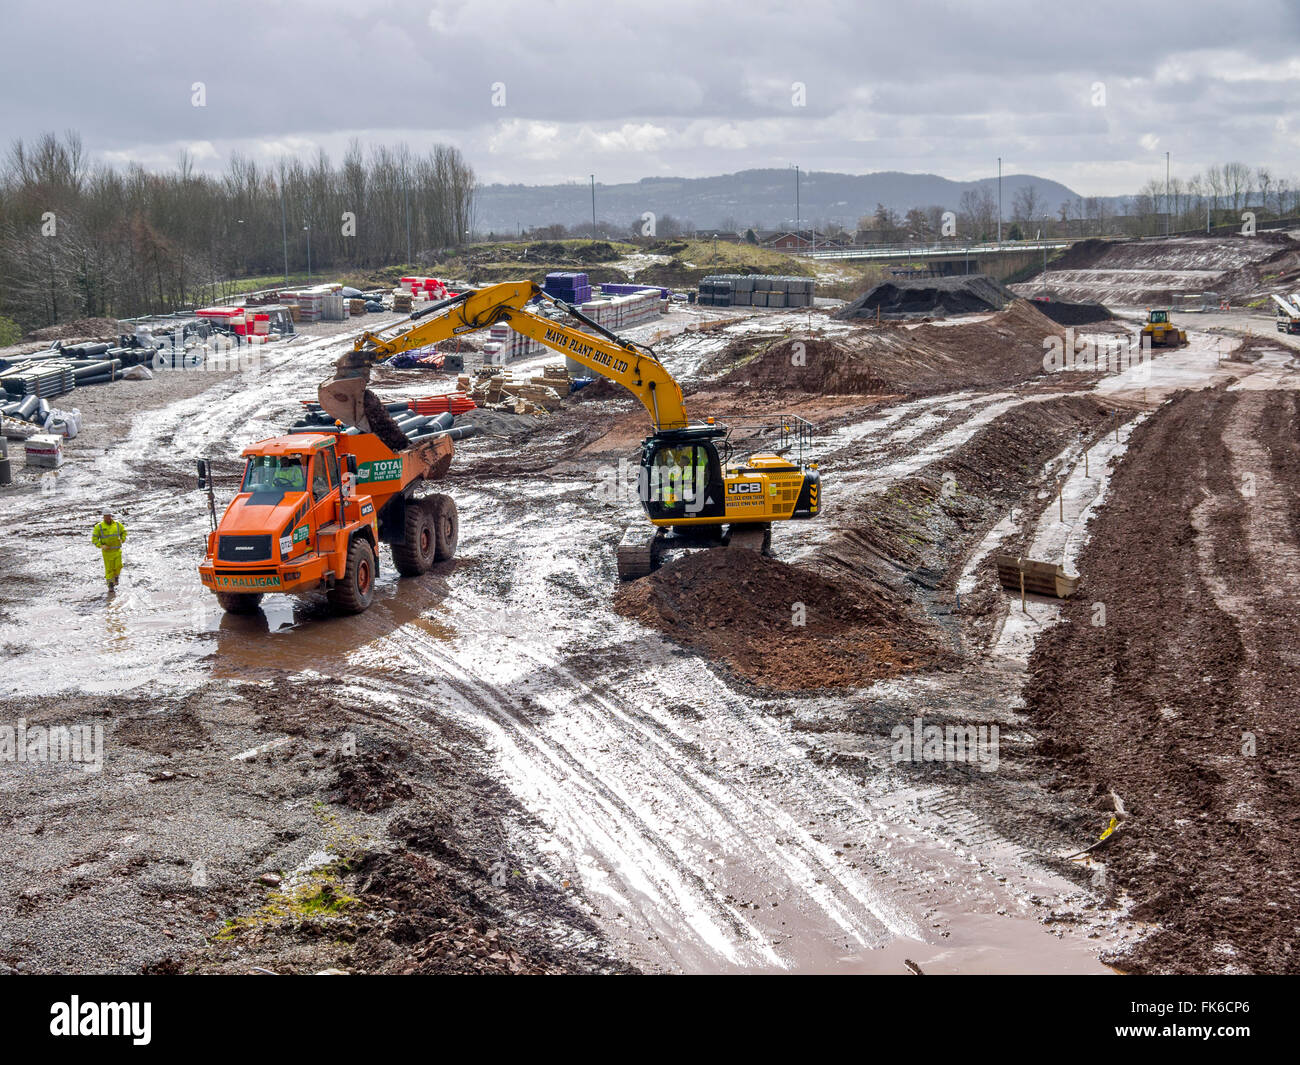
92;520;128;551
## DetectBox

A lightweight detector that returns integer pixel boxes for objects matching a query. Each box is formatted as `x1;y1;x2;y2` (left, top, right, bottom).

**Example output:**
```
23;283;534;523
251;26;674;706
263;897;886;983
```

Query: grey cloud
0;0;1297;195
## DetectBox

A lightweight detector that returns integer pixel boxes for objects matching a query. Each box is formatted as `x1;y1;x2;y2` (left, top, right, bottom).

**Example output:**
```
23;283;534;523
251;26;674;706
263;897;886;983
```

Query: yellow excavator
318;280;821;578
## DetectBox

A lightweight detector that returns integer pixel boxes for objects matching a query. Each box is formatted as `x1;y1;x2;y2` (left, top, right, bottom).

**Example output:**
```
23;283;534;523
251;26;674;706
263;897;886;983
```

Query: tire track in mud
1024;388;1300;973
4;324;1120;970
332;479;1109;972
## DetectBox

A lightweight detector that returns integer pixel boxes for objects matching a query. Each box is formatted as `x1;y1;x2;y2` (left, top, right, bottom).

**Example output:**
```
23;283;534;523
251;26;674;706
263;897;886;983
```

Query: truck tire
427;494;459;561
392;498;437;576
215;591;263;614
329;537;377;614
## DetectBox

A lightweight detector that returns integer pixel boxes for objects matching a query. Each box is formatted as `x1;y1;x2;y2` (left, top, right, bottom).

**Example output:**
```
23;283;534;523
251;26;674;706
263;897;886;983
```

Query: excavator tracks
616;527;658;580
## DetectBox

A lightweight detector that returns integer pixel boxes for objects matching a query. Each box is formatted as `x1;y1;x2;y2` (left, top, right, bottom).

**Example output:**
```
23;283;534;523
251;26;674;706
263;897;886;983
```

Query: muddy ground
3;297;1298;973
1012;232;1300;307
1023;388;1300;974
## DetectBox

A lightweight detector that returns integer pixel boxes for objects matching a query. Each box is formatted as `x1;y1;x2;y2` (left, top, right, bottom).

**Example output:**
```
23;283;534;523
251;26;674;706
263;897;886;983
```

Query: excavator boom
319;278;821;581
322;281;688;430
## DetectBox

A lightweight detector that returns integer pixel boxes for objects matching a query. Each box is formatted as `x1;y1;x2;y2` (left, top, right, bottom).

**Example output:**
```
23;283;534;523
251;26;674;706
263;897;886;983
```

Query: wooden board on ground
994;554;1079;598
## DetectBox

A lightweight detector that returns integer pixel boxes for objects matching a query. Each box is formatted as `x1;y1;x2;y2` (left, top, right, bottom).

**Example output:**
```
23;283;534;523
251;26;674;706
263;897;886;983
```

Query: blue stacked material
599;283;670;299
543;271;592;304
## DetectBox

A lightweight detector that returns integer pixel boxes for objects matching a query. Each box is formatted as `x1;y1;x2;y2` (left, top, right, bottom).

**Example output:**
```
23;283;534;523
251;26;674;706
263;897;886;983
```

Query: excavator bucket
318;374;369;430
994;554;1079;599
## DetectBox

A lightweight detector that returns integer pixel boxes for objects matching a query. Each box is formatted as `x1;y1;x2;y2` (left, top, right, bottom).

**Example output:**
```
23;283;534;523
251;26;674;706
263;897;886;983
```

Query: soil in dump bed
614;547;943;692
1022;388;1300;974
363;388;411;451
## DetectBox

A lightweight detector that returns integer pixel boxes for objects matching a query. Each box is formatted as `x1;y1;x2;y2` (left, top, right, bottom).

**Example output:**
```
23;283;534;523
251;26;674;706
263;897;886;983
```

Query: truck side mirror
196;458;208;488
345;455;357;475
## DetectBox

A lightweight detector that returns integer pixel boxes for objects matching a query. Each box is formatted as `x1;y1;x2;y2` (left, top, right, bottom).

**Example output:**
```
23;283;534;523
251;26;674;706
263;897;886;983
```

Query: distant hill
472;168;1086;234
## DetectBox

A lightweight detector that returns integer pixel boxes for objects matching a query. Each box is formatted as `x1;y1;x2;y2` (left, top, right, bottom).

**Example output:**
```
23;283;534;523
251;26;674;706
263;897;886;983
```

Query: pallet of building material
2;416;41;440
994;554;1079;598
514;385;562;405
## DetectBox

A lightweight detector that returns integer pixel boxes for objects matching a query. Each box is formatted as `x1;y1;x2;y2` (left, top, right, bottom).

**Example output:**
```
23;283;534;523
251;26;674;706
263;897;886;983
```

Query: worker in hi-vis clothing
92;511;128;590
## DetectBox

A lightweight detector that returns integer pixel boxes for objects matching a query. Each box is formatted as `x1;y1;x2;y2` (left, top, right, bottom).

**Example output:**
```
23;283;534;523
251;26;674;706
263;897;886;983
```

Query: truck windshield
242;455;307;494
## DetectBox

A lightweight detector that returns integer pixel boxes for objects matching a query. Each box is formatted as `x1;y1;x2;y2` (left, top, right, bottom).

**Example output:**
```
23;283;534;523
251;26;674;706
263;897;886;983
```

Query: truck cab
199;434;382;613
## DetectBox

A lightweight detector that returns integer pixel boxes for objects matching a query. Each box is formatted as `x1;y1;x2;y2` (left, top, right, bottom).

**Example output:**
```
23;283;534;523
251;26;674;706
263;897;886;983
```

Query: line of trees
0;132;476;331
866;163;1300;244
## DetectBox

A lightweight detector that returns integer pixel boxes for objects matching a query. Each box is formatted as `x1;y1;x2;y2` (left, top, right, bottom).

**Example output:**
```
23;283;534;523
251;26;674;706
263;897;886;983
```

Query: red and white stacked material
399;276;449;300
196;306;244;323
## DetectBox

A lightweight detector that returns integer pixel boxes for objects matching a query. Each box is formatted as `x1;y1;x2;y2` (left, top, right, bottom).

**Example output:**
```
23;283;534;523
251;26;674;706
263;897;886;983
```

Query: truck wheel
428;494;459;561
329;538;376;614
215;591;263;614
392;498;437;576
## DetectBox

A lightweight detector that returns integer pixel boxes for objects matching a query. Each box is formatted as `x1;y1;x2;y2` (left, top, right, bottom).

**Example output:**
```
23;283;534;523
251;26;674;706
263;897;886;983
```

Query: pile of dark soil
567;374;630;402
1024;298;1114;326
709;300;1067;397
717;336;892;394
614;548;941;692
363;389;411;451
835;275;1017;319
1040;238;1113;272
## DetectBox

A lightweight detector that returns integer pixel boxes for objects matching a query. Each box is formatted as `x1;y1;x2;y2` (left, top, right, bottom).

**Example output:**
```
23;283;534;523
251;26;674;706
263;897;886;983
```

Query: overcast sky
2;0;1298;195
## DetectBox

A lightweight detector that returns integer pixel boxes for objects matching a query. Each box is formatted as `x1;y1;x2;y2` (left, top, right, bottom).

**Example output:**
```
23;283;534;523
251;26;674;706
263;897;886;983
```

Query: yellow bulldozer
1139;308;1188;347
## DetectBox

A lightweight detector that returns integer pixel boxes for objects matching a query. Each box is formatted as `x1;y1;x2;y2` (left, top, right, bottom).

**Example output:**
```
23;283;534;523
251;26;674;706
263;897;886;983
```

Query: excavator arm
320;281;689;431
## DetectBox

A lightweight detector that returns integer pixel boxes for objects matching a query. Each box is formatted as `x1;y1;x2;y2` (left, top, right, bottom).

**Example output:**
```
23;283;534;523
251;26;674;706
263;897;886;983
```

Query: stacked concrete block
699;274;816;309
580;289;661;330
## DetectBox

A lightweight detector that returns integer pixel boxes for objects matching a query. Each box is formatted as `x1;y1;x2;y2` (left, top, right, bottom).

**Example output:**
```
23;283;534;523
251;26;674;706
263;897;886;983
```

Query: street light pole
404;167;412;265
1170;150;1180;236
590;174;596;238
795;164;801;244
303;225;311;281
279;175;289;285
997;157;1002;244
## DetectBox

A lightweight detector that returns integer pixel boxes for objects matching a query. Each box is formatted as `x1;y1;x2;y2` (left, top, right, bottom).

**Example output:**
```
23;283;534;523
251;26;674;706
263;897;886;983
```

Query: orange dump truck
198;422;461;615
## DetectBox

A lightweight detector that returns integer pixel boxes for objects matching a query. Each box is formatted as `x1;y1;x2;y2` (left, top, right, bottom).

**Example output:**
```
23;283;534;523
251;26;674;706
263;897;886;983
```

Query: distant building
762;231;815;250
760;229;850;250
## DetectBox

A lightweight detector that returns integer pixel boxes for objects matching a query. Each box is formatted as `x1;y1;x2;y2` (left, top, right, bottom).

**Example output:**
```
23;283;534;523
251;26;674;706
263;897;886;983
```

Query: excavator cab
641;430;726;523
